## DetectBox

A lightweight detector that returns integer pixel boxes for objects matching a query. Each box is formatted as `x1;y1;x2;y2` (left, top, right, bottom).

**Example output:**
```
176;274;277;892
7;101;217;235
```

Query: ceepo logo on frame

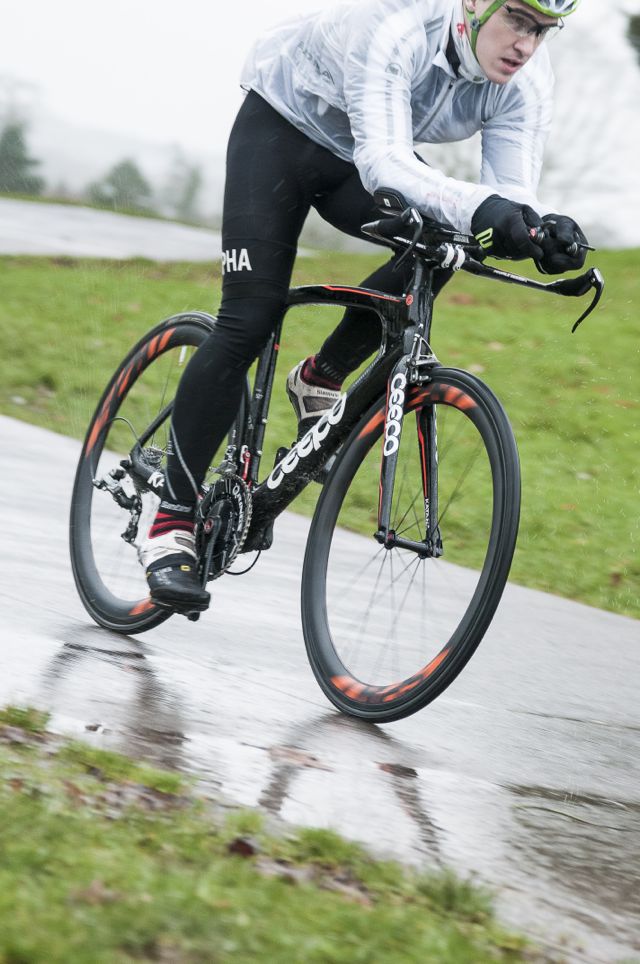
383;373;406;457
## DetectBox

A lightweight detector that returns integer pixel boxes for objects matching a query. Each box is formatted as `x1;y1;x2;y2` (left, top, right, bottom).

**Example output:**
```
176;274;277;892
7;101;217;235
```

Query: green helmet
469;0;581;55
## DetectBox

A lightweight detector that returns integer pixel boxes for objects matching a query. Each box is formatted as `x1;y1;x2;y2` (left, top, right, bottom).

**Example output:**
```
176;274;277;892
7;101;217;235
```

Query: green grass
0;250;638;617
58;742;186;796
0;709;534;963
0;706;50;733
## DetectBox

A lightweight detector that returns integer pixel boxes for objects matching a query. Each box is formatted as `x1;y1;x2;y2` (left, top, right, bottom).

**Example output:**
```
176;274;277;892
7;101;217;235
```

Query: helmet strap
469;0;508;55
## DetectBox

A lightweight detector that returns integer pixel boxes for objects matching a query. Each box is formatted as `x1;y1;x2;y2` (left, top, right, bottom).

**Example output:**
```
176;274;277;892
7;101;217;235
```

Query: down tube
245;283;407;545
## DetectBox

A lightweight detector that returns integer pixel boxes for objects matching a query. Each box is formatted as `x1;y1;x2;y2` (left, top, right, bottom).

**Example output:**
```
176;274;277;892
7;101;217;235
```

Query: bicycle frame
227;220;604;555
234;257;443;554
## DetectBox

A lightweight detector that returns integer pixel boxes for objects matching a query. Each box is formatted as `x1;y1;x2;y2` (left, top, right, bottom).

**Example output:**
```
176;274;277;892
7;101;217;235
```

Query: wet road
0;198;221;261
1;414;638;962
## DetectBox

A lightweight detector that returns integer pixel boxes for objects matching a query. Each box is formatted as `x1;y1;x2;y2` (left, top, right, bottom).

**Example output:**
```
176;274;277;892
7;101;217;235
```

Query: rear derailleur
92;444;165;545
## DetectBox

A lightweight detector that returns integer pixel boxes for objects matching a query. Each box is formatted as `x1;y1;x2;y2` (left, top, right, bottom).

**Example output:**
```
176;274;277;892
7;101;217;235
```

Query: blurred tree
175;165;203;222
52;180;71;200
628;14;640;65
0;76;40;130
87;158;154;212
0;122;45;194
161;147;203;222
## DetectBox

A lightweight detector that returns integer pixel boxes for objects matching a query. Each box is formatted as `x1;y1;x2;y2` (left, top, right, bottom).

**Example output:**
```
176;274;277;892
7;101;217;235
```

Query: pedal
149;593;210;616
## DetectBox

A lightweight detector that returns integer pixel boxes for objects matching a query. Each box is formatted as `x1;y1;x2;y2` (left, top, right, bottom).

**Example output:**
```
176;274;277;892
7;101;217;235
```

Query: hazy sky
6;0;635;156
3;0;639;156
0;0;323;152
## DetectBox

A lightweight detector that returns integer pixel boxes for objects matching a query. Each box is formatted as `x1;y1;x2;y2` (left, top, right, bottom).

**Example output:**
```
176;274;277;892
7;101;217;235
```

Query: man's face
466;0;558;83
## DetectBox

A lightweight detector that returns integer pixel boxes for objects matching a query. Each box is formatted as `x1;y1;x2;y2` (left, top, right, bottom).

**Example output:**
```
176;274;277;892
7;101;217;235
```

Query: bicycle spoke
339;550;390;667
395;492;424;540
339;542;386;591
393;484;423;536
432;436;484;536
436;406;467;463
375;553;424;679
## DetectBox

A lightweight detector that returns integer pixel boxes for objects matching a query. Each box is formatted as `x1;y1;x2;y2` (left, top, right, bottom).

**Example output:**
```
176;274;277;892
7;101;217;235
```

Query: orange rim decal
345;681;366;699
410;383;476;411
409;387;430;406
85;330;179;457
357;409;385;439
331;649;450;705
158;327;176;351
85;385;115;455
332;675;357;695
455;393;477;411
382;650;449;702
444;385;477;410
129;597;155;616
117;362;134;397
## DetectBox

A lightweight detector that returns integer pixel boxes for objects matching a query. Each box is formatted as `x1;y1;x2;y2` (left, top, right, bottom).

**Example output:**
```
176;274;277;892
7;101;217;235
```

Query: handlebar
362;211;477;251
360;200;604;333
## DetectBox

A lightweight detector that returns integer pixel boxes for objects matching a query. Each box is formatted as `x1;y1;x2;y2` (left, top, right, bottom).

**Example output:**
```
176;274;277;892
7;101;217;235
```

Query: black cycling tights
163;91;451;505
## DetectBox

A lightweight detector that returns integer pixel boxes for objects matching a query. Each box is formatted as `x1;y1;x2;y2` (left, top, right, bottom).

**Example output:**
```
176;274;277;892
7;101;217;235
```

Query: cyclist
140;0;587;613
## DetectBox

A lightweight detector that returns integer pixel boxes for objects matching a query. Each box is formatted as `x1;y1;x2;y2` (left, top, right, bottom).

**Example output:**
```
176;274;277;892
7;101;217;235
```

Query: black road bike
70;191;603;722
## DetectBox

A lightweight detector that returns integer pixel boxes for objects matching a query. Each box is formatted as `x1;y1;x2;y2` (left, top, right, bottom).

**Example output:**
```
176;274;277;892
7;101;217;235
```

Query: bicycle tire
301;367;521;722
69;311;216;634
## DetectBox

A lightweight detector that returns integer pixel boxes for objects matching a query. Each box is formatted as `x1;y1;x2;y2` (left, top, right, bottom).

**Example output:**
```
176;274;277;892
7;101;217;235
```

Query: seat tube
247;316;284;484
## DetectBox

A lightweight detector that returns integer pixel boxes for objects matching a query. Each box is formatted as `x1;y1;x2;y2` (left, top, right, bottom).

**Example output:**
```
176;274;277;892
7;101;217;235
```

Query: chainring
195;475;252;582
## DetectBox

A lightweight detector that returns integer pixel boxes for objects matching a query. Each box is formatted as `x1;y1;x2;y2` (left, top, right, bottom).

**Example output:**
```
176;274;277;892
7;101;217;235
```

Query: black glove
471;195;542;261
536;214;588;274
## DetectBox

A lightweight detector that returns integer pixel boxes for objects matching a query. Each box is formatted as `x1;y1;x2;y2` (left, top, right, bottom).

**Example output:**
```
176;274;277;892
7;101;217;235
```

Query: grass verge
0;250;637;617
0;707;538;963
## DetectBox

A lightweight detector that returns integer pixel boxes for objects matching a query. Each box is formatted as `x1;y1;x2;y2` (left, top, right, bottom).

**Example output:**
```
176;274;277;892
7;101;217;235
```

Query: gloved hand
471;195;542;261
535;214;588;274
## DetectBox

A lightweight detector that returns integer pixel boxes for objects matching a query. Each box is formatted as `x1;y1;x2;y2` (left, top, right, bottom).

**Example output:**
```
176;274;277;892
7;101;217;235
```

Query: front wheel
301;368;521;722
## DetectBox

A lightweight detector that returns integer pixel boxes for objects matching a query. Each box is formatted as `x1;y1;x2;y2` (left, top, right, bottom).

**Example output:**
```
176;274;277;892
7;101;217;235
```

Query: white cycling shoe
286;357;342;439
138;529;210;613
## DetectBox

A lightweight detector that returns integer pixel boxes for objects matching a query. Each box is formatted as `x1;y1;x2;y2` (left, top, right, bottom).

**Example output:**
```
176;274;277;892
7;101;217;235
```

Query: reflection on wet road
1;415;638;962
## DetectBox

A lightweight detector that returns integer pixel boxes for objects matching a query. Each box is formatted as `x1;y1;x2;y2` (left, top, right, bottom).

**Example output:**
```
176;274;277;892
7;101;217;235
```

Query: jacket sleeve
342;0;494;233
480;64;554;214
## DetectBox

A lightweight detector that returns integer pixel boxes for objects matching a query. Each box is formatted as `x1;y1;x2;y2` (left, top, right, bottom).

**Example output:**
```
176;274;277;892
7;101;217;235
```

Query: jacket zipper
416;77;457;139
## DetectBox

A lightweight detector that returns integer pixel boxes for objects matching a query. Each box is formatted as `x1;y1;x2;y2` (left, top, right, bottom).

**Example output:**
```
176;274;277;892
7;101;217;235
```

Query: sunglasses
499;4;563;41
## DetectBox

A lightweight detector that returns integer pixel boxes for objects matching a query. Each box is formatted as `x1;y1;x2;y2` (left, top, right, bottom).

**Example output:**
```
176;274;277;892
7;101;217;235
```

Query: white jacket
241;0;554;233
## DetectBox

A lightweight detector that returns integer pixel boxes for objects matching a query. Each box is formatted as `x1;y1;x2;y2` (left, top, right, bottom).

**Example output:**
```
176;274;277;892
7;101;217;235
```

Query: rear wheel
69;312;215;633
301;368;521;722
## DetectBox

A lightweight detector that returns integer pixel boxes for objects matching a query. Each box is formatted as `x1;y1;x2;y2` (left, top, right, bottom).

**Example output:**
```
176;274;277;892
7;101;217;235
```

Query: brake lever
460;257;604;331
543;267;605;331
558;268;605;332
